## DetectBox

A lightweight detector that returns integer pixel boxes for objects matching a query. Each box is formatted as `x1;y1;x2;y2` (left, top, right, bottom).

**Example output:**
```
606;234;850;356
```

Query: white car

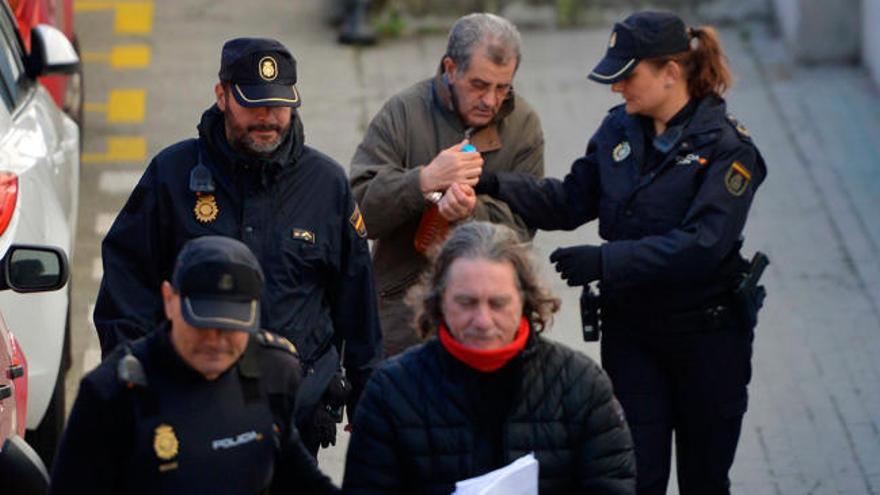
0;2;80;467
0;245;69;494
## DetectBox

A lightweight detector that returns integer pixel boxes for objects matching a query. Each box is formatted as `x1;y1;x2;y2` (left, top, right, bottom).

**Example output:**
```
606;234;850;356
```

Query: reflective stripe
590;58;637;81
233;83;300;105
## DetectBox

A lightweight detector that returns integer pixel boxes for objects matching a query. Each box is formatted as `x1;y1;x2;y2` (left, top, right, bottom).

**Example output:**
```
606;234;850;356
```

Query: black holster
732;251;769;329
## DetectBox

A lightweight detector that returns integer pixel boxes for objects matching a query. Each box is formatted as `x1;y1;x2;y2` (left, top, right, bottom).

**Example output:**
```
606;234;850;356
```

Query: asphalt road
67;1;880;492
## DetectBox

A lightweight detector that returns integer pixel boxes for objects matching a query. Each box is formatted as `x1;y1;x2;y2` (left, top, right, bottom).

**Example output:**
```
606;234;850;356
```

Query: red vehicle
0;245;69;495
9;0;81;124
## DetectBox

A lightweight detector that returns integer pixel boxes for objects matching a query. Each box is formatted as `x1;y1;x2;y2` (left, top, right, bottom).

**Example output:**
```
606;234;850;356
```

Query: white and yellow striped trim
589;58;637;82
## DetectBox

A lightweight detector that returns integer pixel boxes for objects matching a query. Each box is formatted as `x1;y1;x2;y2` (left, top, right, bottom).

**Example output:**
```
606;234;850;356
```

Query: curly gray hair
445;13;522;73
409;221;560;338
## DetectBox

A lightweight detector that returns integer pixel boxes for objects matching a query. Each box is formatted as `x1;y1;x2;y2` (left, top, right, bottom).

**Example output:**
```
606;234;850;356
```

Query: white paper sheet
452;452;539;495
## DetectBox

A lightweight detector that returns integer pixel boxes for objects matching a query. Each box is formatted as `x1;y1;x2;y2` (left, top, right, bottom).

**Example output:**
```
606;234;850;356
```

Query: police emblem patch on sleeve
349;204;367;238
725;161;752;196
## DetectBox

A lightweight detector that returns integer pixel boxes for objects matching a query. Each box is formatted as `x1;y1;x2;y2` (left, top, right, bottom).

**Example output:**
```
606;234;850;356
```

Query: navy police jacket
94;105;382;372
50;326;338;494
493;95;766;312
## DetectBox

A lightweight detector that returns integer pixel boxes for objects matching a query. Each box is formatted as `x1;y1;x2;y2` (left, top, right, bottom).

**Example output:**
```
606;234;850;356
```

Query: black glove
309;406;339;449
549;245;603;286
473;170;499;196
345;368;372;425
323;371;352;422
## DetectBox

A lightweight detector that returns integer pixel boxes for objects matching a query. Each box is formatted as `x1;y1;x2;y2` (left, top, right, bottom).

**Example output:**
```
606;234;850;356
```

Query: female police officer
475;11;766;495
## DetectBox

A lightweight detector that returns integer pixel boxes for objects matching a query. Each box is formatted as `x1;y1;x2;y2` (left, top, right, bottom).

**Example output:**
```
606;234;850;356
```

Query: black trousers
601;320;753;495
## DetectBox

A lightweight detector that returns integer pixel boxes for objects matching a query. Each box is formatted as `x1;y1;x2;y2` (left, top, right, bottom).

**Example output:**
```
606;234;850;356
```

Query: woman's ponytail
648;24;733;99
686;26;732;98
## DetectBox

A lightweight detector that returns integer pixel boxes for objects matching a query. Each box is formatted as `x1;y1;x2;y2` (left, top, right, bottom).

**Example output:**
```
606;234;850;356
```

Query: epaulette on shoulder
726;114;753;141
256;330;298;356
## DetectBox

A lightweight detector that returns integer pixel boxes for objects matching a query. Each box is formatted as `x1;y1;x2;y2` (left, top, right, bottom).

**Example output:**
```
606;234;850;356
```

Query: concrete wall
866;0;880;85
771;0;861;63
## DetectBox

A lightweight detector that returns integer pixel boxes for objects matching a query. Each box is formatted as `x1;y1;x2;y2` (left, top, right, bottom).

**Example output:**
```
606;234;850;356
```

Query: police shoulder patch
349;203;367;239
724;161;752;196
257;330;298;355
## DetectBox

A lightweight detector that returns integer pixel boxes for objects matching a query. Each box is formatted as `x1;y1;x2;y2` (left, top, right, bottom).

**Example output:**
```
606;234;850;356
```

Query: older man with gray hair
342;222;636;494
350;13;545;357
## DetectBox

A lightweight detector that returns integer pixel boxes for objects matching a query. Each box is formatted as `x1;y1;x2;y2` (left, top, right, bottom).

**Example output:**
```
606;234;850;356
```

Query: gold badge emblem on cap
153;424;179;461
194;193;219;223
218;273;234;291
609;31;617;48
612;141;631;162
259;56;278;81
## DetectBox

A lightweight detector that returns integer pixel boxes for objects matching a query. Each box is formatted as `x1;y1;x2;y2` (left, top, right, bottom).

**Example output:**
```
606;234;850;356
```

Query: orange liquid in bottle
413;144;476;254
414;204;449;254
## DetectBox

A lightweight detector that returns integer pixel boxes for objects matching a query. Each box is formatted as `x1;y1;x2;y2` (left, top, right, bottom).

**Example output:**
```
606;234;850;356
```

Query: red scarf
438;317;530;372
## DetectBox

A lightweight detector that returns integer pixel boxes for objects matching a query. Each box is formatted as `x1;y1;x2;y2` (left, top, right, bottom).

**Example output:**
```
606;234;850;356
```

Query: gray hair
409;222;560;338
445;13;522;73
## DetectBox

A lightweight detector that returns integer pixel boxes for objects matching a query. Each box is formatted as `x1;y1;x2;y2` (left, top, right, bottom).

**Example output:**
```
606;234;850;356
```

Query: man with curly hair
343;222;636;494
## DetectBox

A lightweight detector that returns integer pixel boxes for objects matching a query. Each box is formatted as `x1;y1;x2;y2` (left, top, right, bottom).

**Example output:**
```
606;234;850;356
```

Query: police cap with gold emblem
218;37;301;108
172;236;265;333
589;11;690;84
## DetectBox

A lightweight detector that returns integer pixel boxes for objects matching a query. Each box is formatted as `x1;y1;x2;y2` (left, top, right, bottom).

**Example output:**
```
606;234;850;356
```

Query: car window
0;6;28;111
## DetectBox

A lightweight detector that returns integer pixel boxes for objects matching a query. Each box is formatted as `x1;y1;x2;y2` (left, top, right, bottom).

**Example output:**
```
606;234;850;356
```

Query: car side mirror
0;245;69;293
25;24;80;78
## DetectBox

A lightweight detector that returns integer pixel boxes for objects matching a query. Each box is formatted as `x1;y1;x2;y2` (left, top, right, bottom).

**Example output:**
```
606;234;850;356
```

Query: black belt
603;303;735;334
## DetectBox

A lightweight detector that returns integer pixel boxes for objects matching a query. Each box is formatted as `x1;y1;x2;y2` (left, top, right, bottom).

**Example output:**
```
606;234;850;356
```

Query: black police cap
588;11;690;84
218;37;301;108
172;236;265;333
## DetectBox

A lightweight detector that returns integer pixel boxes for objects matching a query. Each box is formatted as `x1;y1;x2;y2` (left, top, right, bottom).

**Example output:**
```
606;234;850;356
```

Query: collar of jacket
197;104;306;183
609;94;727;146
431;64;512;153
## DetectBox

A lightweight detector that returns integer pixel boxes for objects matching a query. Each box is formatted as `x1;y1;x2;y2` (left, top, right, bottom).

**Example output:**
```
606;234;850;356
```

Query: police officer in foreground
93;37;383;452
51;236;339;494
475;11;767;494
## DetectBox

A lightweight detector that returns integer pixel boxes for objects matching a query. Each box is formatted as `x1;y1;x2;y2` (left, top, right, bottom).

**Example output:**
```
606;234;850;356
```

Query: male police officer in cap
52;236;339;494
93;37;383;452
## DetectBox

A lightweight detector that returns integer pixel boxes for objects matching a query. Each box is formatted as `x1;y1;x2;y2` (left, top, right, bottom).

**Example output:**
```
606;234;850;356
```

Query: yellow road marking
84;89;146;123
114;3;153;34
83;102;107;113
82;136;146;164
82;45;151;69
107;89;146;123
74;2;153;35
73;1;115;12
